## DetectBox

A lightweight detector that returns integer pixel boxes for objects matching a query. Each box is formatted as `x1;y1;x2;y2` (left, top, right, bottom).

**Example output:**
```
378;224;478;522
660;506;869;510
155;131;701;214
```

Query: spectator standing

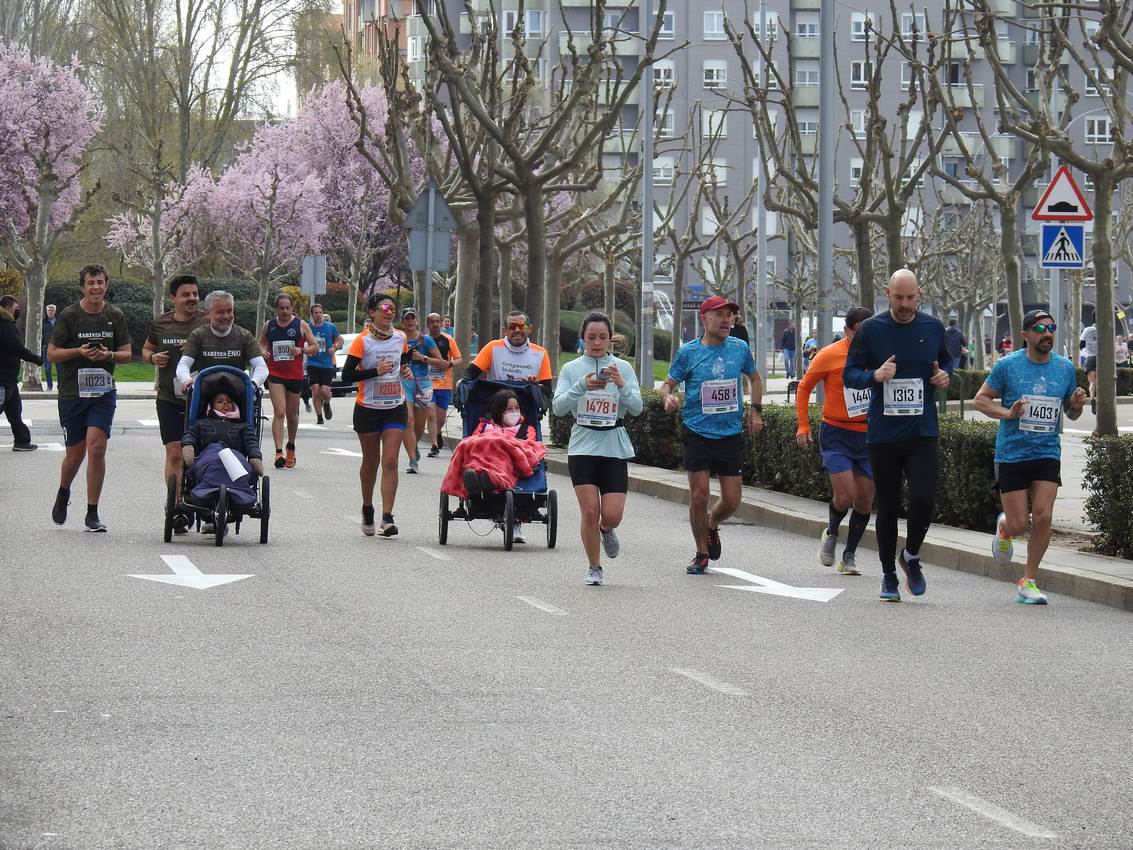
801;330;819;374
944;319;967;372
780;324;797;379
41;304;57;390
1;294;44;451
1115;335;1128;367
1079;322;1098;413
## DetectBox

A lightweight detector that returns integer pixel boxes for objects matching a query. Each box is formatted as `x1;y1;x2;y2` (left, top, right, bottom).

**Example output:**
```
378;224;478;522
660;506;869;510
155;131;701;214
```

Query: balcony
943;82;984;109
790;37;821;59
1025;91;1067;114
994;39;1017;64
797;134;818;155
792;87;820;107
940;132;1015;160
560;30;642;57
792;0;822;9
939;181;979;205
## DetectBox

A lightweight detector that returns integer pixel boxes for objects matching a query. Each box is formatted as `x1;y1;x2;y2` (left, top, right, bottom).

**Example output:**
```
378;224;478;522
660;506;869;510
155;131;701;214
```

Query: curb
541;451;1133;613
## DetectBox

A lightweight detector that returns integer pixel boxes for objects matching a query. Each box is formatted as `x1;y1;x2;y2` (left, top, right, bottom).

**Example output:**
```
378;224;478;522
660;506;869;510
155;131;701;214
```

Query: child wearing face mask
440;389;546;499
181;390;264;475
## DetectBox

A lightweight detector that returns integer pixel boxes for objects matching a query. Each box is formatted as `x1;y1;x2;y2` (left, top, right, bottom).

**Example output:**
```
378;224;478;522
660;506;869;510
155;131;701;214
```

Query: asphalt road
2;397;1131;849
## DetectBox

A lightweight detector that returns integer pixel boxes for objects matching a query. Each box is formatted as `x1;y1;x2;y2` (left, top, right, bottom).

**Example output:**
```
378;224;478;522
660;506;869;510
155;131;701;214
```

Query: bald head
885;268;921;324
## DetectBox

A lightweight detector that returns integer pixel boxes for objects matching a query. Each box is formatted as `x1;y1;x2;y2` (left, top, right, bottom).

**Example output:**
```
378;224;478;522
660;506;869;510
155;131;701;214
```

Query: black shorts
568;455;629;494
995;458;1062;493
682;429;745;477
156;398;187;445
307;366;335;386
1085;356;1098;373
353;402;408;434
268;375;303;395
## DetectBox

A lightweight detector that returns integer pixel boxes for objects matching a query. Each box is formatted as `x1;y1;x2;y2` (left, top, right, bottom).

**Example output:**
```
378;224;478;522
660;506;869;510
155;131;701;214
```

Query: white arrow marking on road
0;419;32;427
322;447;363;458
930;787;1058;839
297;423;326;430
416;546;452;561
517;596;567;615
708;566;844;603
129;555;253;590
137;419;161;427
671;667;748;696
293;490;313;499
1;441;63;451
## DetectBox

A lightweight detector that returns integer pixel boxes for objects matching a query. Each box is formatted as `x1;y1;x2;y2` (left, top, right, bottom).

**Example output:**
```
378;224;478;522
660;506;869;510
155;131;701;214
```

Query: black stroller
163;365;270;546
438;379;557;551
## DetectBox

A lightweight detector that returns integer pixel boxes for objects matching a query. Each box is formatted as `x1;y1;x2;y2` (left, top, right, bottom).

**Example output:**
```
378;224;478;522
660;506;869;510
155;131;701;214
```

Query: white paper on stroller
218;447;247;482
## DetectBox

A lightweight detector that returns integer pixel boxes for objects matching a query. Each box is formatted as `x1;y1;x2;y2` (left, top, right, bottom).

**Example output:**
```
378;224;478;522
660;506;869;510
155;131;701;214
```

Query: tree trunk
1068;269;1083;365
999;206;1024;350
476;195;495;350
346;275;359;333
884;218;904;274
852;218;874;307
498;242;513;326
19;259;47;391
672;254;687;352
255;271;270;333
1092;177;1117;436
604;255;616;317
969;308;985;371
523;183;547;346
544;250;564;376
453;226;477;365
150;202;165;316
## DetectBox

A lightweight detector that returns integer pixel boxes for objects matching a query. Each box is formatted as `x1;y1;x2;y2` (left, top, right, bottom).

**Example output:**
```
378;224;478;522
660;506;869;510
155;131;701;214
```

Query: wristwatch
752;403;763;413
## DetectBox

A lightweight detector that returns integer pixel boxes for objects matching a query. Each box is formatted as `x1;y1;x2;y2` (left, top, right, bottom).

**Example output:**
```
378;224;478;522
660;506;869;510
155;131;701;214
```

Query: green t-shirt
183;323;262;374
147;310;208;403
50;302;131;400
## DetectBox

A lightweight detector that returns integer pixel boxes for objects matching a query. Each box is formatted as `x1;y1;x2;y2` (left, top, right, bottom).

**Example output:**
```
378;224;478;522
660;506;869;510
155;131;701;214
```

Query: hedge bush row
1083;436;1133;559
948;367;1133;399
551;394;1001;533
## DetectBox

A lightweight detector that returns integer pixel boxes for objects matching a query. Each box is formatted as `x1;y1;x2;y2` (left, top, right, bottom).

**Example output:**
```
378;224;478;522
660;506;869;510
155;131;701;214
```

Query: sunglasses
507;322;528;330
372;302;393;314
1029;322;1057;333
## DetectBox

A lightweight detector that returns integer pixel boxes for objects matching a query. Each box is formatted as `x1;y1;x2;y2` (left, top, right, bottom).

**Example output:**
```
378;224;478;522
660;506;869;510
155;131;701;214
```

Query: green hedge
551;394;1000;533
1084;436;1133;558
949;366;1133;399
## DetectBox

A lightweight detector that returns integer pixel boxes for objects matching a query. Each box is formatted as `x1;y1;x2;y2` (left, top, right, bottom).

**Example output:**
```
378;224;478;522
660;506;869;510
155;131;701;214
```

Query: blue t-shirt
406;333;438;379
307;321;339;369
668;336;756;439
985;350;1077;463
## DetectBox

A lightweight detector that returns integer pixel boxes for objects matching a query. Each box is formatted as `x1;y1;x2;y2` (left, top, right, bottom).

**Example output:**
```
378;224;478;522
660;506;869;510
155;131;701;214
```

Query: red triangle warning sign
1031;165;1093;221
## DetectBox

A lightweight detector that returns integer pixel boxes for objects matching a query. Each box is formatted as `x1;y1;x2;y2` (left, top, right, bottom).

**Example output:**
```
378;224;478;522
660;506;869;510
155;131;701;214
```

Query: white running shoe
601;526;620;559
837;551;861;575
585;566;604;586
992;512;1014;565
819;528;837;567
512;522;526;544
1015;578;1048;605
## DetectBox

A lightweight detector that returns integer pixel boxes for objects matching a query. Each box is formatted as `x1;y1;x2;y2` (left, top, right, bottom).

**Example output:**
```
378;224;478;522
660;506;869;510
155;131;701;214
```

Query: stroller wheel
503;490;515;552
214;485;227;547
438;491;449;545
163;474;177;543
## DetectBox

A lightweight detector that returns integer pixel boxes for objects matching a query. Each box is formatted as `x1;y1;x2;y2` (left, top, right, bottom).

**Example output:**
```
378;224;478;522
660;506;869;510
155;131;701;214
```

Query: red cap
699;295;741;316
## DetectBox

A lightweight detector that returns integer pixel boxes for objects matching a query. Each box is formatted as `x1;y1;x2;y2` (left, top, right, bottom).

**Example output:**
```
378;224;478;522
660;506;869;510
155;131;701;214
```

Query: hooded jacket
0;305;43;384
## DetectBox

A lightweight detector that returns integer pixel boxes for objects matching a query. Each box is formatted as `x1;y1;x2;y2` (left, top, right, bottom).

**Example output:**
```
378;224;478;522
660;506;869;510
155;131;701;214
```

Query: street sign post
404;180;458;317
1032;166;1092;355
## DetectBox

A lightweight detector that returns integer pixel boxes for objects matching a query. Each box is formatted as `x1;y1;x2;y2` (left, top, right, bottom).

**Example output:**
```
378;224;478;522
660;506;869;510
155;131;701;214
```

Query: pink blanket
441;429;547;498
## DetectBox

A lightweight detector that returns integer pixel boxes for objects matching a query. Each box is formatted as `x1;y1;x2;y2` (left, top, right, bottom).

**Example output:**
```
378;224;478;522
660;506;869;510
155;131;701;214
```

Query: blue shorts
819;422;872;478
432;389;453;411
59;392;117;446
401;375;433;409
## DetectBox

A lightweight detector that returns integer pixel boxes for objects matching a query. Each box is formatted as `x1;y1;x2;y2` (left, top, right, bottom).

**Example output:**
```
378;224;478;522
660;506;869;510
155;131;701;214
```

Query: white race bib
843;386;872;418
427;364;447;381
882;378;923;416
316;336;327;353
272;339;294;361
1019;394;1060;433
700;379;739;414
365;376;403;409
576;390;619;427
77;368;113;398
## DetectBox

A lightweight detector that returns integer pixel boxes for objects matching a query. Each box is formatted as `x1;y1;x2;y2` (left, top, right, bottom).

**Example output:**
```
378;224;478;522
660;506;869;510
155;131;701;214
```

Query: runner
464;310;554;543
1079;321;1098;414
306;303;343;425
339;293;412;537
46;264;133;532
551;311;643;586
176;290;268;392
794;307;875;575
259;293;319;469
842;269;953;602
657;295;763;575
398;308;444;473
425;311;463;457
142;274;207;534
973;309;1087;605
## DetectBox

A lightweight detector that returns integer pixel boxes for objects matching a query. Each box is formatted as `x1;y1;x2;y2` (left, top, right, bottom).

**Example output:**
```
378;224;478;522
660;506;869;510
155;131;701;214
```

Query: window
654;59;674;90
851;12;877;42
903;160;925;188
942;155;963;179
657;109;675;138
851;109;866;138
906;110;923;140
659;10;675;39
653;156;675;185
704;10;725;40
794;64;819;87
526;9;545;37
703;109;728;139
798;120;818;135
1025;69;1038;91
704;157;728;186
753;15;778;42
407;35;423;62
503;10;520;34
945;62;962;85
703;59;728;89
1025;27;1040;46
701;207;719;236
796;21;819;38
653;204;669;232
1085;68;1111;96
850;60;869;90
901;62;913;91
901;12;927;41
603;10;625;35
850;158;863;186
1086;117;1112;144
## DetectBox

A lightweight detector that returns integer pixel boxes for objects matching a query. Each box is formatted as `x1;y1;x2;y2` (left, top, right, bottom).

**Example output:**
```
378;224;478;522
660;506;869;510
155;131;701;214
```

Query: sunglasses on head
1029;322;1056;333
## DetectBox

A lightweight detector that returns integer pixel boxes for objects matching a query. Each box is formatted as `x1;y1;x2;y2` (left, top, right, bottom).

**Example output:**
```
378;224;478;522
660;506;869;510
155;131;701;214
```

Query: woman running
340;293;412;537
259;293;318;469
551;311;643;586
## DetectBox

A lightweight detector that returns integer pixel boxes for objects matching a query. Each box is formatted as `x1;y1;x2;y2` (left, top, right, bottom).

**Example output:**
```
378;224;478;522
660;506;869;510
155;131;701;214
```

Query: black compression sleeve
340;355;377;384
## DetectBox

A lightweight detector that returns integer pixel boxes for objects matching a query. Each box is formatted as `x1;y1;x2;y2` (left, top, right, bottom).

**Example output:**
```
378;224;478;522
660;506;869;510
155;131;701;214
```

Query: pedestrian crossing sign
1040;223;1085;269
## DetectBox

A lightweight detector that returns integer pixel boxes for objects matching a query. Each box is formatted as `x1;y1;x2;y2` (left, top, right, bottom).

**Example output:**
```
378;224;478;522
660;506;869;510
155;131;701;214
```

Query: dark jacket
182;415;261;460
730;323;750;345
0;306;43;384
944;325;966;358
780;328;796;350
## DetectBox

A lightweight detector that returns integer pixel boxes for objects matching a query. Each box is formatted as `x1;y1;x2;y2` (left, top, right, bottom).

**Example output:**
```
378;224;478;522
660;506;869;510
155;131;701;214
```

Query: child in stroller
440;388;546;499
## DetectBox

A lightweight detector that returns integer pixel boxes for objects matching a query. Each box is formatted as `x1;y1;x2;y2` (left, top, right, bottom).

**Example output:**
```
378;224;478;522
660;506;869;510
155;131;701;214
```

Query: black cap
1022;308;1054;328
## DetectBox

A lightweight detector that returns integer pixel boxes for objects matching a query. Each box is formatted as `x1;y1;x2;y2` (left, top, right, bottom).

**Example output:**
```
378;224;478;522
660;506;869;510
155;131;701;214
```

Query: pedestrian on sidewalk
781;324;796;379
0;294;44;452
794;306;875;576
552;311;643;586
843;269;952;602
41;304;56;390
973;309;1087;605
658;295;763;576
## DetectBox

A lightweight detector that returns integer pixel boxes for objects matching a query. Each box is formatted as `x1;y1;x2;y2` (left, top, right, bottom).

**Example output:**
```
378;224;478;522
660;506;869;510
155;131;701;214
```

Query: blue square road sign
1040;223;1085;269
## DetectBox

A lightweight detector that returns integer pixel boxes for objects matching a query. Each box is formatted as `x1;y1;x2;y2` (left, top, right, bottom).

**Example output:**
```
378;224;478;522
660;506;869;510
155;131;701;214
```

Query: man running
843;269;952;602
142;274;207;534
974;309;1087;605
398;307;444;474
46;264;133;532
658;295;763;575
425;311;462;457
1079;321;1098;414
795;307;874;575
306;302;343;425
259;293;319;469
465;310;553;542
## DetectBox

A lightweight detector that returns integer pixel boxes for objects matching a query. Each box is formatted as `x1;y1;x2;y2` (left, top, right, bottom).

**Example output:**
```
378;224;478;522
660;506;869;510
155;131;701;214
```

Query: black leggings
868;438;939;573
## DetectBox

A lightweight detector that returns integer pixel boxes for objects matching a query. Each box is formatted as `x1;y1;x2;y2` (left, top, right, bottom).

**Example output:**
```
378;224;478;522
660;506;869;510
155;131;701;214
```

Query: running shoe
316;415;324;425
1015;578;1049;605
285;443;296;469
463;468;482;498
992;512;1014;565
899;549;926;596
512;523;526;544
323;400;332;420
361;505;376;537
427;444;440;458
880;573;901;602
52;487;70;525
837;552;861;575
686;553;709;574
201;522;215;535
304;398;312;412
173;513;190;535
379;516;398;537
601;526;620;559
585;566;604;586
84;510;106;533
705;522;722;561
1090;397;1096;415
819;528;838;567
407;458;419;474
12;443;37;451
274;450;285;469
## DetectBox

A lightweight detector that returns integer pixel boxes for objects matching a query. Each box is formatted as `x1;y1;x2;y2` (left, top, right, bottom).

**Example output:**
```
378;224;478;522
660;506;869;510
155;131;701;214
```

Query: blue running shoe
899;549;926;596
880;573;901;602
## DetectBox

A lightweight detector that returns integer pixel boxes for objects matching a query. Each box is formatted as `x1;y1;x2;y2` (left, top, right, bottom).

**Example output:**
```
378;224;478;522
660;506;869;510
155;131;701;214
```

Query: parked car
331;333;358;397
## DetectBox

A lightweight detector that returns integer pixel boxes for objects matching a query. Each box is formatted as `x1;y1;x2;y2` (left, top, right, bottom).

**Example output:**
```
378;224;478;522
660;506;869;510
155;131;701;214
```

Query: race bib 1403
1019;394;1060;433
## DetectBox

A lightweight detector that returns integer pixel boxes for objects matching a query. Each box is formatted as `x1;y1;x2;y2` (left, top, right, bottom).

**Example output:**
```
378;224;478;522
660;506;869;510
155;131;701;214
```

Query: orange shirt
429;332;462;390
471;338;552;383
795;336;869;434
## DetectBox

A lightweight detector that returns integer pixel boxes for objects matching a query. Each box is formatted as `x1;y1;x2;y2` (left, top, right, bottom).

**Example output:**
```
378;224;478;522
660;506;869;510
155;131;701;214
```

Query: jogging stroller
438;379;557;551
163;365;271;546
